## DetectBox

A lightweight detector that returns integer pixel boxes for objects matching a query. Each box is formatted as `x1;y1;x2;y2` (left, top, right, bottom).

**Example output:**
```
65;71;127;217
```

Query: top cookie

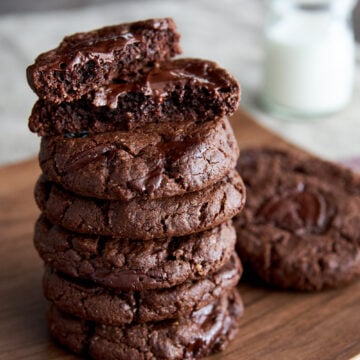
234;147;360;290
28;58;240;136
26;18;181;103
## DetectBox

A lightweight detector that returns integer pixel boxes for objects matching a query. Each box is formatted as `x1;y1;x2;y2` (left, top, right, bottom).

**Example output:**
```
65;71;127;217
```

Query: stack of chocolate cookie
27;18;246;359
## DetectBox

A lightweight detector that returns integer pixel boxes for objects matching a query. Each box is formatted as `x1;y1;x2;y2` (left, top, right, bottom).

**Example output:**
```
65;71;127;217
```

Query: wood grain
0;109;359;360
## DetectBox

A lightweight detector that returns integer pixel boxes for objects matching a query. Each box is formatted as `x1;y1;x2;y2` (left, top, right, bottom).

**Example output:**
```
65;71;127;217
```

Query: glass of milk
262;0;357;118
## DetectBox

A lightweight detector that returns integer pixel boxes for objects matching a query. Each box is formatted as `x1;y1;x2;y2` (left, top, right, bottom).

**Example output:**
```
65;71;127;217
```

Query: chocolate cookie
47;290;243;359
27;18;181;104
35;170;246;239
29;59;240;136
39;117;239;200
35;216;236;291
234;147;360;290
43;253;242;325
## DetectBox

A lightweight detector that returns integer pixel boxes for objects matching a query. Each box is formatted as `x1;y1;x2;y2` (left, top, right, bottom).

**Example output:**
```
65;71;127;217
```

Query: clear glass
261;0;356;118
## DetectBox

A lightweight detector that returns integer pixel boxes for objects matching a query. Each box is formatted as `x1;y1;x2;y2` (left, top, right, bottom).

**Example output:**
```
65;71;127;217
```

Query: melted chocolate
257;187;328;233
39;19;173;70
128;161;164;194
92;59;233;108
145;61;208;94
145;59;230;94
63;32;139;70
64;144;117;172
92;82;137;108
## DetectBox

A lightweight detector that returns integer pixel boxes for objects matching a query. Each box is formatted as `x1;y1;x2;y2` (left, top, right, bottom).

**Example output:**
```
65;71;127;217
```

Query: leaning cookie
27;18;181;103
35;170;246;239
29;59;240;136
43;253;242;325
47;289;243;360
35;216;236;291
39;117;239;200
234;147;360;291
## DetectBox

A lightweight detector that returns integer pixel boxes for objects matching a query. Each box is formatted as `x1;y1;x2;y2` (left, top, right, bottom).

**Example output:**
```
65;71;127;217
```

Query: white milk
262;9;355;116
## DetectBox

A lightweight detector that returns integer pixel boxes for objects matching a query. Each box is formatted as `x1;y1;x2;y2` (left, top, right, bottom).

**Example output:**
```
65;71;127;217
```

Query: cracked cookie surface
47;289;243;360
35;216;236;291
35;170;246;239
234;147;360;290
43;253;242;325
39;117;238;200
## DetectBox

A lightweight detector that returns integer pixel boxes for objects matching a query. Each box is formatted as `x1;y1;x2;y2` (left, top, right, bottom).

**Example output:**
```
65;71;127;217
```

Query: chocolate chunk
257;188;328;233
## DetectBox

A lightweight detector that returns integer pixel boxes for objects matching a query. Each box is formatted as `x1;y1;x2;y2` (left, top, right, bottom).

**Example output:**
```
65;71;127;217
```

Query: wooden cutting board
0;109;359;360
